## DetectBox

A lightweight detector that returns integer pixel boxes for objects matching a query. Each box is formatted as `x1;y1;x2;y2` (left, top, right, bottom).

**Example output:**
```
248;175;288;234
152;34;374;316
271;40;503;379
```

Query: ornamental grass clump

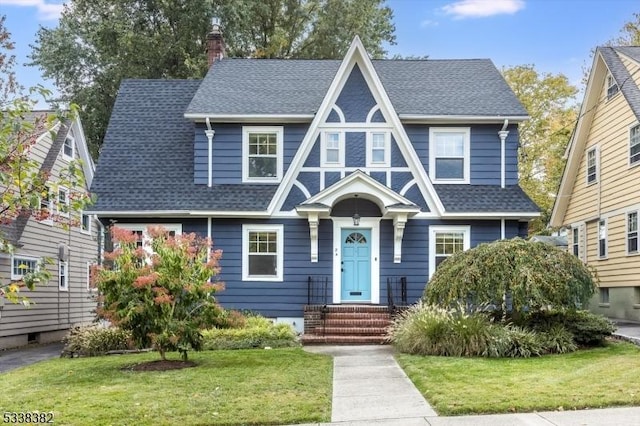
95;226;225;361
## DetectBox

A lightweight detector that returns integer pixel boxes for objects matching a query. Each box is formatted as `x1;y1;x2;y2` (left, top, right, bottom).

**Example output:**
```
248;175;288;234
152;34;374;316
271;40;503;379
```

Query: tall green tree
30;0;395;157
502;65;578;234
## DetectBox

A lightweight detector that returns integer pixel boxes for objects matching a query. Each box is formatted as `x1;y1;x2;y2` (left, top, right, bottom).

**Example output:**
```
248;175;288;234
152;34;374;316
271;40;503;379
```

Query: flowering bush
95;226;224;360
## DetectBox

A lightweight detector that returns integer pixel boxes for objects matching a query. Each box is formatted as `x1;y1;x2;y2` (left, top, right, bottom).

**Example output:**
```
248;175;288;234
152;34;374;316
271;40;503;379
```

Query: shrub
522;310;615;347
497;326;545;358
424;238;598;320
202;316;298;350
208;308;247;329
62;326;133;357
538;324;577;354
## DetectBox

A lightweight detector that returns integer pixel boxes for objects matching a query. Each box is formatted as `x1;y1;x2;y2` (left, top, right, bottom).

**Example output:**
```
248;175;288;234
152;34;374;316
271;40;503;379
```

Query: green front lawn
0;348;332;425
397;341;640;416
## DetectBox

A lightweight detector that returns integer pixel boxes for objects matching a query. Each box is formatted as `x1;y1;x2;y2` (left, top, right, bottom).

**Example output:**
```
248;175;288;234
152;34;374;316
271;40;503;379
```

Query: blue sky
1;0;639;99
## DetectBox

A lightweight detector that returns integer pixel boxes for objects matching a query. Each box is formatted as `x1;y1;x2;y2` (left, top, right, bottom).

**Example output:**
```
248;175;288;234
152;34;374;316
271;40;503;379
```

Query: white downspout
501;218;506;240
205;117;215;187
498;119;509;189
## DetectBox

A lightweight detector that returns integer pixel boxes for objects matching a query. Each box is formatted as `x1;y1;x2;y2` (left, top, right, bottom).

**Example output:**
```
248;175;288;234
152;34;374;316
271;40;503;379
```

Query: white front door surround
332;217;380;304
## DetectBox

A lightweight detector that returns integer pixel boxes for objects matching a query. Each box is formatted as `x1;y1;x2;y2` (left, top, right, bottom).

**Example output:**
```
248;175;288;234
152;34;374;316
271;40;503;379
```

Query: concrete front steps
302;305;392;344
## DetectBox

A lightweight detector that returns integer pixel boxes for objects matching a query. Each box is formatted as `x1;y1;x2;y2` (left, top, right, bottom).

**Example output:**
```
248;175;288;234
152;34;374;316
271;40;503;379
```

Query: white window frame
429;127;471;184
606;73;619;99
38;185;53;225
242;126;284;183
242;224;284;282
114;223;183;256
59;260;69;292
321;131;345;167
627;211;639;255
586;146;598;185
11;255;40;280
629;123;640;167
80;211;92;235
62;133;75;161
429;225;470;279
366;131;391;167
57;186;70;218
598;218;607;259
571;226;580;257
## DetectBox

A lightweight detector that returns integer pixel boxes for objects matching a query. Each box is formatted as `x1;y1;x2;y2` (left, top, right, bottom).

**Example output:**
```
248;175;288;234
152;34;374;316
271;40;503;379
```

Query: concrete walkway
0;342;63;373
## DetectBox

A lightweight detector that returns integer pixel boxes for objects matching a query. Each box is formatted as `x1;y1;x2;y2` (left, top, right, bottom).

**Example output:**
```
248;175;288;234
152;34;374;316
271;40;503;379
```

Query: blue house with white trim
88;28;538;337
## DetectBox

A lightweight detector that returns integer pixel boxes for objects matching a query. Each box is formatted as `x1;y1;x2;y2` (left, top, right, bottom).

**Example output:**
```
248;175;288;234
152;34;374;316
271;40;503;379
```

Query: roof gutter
398;114;529;124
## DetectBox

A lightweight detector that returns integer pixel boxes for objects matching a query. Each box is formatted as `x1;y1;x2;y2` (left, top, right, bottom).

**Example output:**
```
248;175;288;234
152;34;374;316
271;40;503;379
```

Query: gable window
630;124;640;166
429;128;470;183
242;126;283;182
586;147;598;184
321;131;345;167
63;134;75;161
57;187;70;217
366;132;390;167
242;224;283;282
598;219;607;259
429;225;470;279
81;212;92;234
59;260;68;291
572;227;579;256
11;255;39;280
606;73;619;99
628;211;638;254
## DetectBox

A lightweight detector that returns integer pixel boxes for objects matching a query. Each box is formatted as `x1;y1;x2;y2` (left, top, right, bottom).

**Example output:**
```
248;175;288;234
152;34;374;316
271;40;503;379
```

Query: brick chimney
206;17;225;67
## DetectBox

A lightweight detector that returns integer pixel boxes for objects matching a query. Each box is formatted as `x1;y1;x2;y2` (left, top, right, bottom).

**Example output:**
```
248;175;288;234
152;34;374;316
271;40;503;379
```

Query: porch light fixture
353;194;360;226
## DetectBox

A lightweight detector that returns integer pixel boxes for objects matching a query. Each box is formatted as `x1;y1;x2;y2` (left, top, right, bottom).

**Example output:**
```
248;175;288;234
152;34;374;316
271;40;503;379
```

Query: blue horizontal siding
345;132;366;167
336;64;377;123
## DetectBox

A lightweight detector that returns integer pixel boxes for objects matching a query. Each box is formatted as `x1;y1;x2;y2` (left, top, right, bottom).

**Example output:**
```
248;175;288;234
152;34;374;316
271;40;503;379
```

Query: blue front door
341;229;371;302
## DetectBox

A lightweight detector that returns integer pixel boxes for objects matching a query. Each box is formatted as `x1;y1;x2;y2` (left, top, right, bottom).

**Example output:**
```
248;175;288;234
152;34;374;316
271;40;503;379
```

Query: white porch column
307;212;320;263
393;213;408;263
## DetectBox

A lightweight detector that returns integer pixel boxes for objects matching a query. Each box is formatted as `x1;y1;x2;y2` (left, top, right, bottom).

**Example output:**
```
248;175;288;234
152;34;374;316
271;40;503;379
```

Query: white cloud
420;19;439;28
0;0;65;21
442;0;525;19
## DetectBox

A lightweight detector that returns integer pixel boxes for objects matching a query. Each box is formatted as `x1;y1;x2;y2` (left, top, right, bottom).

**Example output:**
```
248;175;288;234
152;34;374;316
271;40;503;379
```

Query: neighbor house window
630;124;640;166
628;211;639;254
600;288;610;305
242;126;283;182
321;131;344;167
572;227;579;256
57;187;70;217
606;74;619;99
586;147;598;184
429;225;470;279
242;224;283;281
81;212;92;234
38;185;53;225
598;219;607;259
59;260;68;291
366;132;390;166
11;255;39;280
63;134;74;161
429;127;470;183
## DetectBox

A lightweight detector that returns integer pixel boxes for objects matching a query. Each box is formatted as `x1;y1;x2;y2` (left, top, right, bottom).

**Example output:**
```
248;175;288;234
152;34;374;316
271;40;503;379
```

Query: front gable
271;37;444;216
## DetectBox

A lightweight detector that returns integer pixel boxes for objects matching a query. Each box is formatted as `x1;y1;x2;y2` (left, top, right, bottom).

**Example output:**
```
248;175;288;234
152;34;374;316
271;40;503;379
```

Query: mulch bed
124;360;197;372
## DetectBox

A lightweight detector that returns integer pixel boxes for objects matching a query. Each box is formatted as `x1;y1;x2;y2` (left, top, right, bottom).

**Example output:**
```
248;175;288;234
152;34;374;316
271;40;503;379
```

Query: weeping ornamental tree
424;238;597;318
96;226;224;361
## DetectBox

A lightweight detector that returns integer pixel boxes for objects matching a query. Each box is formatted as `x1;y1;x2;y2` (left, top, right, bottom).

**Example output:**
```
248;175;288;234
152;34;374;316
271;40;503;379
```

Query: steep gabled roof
551;46;640;226
185;58;528;119
434;185;539;213
89;79;277;214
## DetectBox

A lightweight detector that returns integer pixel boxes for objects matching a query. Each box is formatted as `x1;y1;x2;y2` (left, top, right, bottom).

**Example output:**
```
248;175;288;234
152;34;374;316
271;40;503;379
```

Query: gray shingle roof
186;58;528;117
599;46;640;122
89;79;276;213
434;185;539;213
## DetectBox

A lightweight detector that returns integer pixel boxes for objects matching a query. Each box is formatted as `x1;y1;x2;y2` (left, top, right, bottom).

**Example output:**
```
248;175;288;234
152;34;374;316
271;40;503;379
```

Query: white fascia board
399;115;530;124
184;113;314;123
441;212;541;219
71;115;95;187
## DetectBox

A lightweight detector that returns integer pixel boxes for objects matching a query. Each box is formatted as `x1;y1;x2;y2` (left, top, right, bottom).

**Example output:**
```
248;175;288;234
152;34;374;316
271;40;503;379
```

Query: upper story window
38;185;53;225
114;224;182;255
630;124;640;166
11;255;39;280
429;127;470;184
57;187;70;218
321;131;345;167
81;211;92;235
366;132;390;167
606;73;619;99
242;224;284;282
63;133;75;161
628;211;639;255
598;219;607;259
571;226;579;257
586;146;598;185
429;225;470;279
242;126;283;182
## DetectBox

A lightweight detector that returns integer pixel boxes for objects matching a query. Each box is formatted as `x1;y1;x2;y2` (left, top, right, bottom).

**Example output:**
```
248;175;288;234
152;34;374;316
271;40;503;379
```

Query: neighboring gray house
88;33;539;342
0;112;100;349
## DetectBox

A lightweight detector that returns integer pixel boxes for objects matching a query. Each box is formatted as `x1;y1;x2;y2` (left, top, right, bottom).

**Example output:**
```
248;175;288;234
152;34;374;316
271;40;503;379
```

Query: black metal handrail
387;276;408;313
307;276;329;306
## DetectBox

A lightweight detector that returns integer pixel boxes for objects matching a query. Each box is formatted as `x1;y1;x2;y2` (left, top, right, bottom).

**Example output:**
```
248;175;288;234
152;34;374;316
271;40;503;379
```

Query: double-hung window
429;225;470;278
57;187;70;217
429;128;470;183
367;132;390;167
63;134;75;161
81;212;92;234
586;147;598;184
321;131;344;167
242;126;283;182
114;224;182;257
242;224;283;281
630;124;640;166
628;211;639;254
59;260;68;291
606;73;619;99
598;219;607;259
11;255;39;280
571;227;579;257
38;185;53;225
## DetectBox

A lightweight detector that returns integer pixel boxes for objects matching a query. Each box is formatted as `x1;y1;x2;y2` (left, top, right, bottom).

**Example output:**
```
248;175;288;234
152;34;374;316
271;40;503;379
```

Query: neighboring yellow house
551;46;640;321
